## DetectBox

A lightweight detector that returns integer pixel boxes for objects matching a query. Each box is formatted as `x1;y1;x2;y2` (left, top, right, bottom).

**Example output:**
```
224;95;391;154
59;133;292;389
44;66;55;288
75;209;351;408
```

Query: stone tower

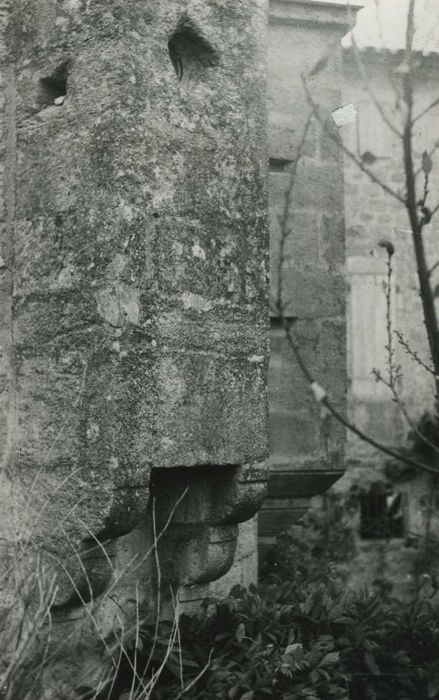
0;0;269;693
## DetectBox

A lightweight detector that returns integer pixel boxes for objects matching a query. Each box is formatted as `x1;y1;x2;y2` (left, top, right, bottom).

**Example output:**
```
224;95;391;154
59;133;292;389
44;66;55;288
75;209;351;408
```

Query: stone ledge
269;0;363;30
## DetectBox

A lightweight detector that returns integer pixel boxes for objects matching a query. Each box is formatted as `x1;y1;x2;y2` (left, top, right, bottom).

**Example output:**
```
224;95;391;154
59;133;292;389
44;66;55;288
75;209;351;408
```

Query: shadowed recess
39;61;69;107
168;17;219;83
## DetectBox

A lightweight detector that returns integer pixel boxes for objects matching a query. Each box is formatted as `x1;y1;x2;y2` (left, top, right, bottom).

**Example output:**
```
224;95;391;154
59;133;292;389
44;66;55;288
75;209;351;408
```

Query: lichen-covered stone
0;0;269;684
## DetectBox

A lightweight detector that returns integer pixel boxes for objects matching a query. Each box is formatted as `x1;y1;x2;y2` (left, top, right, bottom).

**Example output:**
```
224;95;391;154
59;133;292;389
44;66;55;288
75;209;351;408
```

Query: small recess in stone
269;158;293;173
39;62;69;108
168;17;218;84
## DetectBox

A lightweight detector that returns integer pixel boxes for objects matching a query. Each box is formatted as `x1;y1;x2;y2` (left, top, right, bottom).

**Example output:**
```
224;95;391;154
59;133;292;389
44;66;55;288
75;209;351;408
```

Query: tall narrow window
347;256;396;399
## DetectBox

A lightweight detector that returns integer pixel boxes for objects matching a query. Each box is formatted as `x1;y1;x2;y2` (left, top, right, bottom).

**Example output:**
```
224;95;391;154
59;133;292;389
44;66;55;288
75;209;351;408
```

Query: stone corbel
150;463;268;588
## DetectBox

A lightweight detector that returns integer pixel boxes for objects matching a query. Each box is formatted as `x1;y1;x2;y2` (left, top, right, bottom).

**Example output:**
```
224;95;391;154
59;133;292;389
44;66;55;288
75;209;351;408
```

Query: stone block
280;268;346;319
269;408;318;457
319;213;345;272
269;195;321;274
291;159;344;213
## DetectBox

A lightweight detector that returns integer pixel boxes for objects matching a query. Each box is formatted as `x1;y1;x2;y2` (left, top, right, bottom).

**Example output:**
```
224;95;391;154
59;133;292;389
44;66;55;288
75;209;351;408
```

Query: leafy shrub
260;492;357;588
114;581;439;700
105;489;439;699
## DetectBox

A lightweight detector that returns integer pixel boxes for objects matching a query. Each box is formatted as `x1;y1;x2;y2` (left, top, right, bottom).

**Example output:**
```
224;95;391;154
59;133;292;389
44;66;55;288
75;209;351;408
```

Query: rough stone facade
0;0;269;692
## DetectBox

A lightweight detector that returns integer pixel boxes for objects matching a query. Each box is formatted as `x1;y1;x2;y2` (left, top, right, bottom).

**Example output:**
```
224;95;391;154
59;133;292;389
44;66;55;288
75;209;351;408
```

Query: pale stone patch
96;284;141;327
191;243;206;260
247;354;265;363
332;102;357;126
173;241;184;256
181;291;212;312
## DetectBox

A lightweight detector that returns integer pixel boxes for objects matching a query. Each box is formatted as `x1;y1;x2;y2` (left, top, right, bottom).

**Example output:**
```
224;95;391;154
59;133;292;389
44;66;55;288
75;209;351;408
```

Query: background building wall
260;0;354;550
332;46;439;598
343;47;439;448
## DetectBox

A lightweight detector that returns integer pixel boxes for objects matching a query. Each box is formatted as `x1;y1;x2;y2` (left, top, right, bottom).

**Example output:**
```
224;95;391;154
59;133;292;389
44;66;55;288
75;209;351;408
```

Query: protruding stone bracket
150;463;268;527
150;463;268;588
157;524;238;587
50;538;117;613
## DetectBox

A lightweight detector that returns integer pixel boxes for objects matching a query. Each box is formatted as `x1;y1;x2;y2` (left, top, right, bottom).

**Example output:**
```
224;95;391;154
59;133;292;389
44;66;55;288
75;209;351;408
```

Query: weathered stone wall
335;468;439;601
261;0;353;547
0;0;269;692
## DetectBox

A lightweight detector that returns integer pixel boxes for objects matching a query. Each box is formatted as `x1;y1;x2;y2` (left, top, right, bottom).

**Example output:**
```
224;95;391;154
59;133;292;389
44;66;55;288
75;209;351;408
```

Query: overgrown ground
103;500;439;700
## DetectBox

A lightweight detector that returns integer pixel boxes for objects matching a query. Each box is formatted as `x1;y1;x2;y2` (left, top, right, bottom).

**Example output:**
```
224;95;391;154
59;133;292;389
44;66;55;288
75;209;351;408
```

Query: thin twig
395;330;436;377
23;358;89;527
412;96;439;125
349;31;403;139
373;368;439;458
401;0;439;394
143;498;162;682
142;607;180;698
103;488;188;602
104;640;124;700
301;74;406;204
277;312;439;476
276;114;313;313
430;201;439;219
173;649;214;700
383;248;399;388
368;249;438;453
128;582;141;700
4;565;59;697
50;538;150;698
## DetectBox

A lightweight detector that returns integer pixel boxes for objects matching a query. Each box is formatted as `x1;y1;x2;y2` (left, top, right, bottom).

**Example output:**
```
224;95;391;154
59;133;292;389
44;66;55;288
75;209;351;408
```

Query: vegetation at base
260;493;357;588
105;500;439;700
112;581;439;700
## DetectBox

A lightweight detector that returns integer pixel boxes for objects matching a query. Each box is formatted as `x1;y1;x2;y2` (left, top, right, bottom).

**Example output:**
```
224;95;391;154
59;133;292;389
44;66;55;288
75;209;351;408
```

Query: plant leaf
236;622;246;643
364;651;380;675
320;651;340;666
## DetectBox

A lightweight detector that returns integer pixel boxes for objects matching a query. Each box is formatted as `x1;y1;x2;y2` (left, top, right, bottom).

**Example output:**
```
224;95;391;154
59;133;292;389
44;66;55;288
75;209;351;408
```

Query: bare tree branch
367;247;439;458
395;330;437;377
373;369;439;458
301;74;407;204
275;114;313;314
430;201;439;219
276;313;439;477
412;95;439;125
401;0;439;392
349;31;403;139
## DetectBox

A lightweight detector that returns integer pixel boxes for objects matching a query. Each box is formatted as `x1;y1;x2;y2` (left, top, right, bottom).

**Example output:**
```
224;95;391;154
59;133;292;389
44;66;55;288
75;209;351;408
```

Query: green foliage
119;582;439;700
260;492;357;588
386;411;439;482
108;495;439;699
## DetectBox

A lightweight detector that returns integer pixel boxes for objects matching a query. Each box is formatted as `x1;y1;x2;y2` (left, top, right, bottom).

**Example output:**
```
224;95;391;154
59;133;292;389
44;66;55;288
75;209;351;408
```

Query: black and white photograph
0;1;439;698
